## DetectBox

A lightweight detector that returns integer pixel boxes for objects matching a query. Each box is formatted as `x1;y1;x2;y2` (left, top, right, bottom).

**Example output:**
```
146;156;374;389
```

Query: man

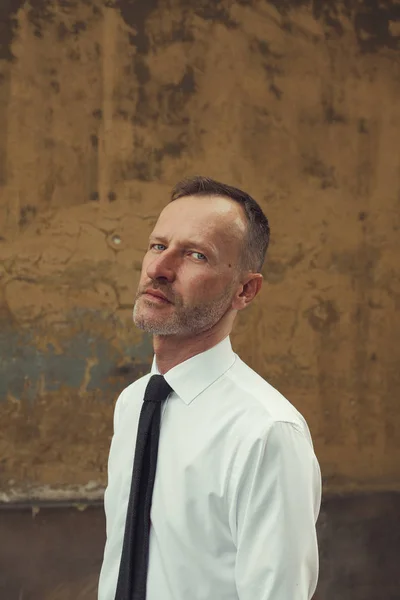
98;176;321;600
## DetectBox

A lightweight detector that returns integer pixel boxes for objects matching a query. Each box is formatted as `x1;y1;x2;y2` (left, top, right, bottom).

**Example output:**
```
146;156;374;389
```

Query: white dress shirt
98;336;321;600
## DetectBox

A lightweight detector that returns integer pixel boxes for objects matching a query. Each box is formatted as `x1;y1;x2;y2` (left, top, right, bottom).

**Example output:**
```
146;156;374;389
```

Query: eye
151;243;166;251
191;251;207;261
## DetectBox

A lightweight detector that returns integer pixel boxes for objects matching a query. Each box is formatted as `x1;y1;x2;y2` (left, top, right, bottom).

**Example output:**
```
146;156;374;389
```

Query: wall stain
25;1;99;40
125;64;195;180
270;83;283;100
186;1;238;29
26;0;57;40
303;156;338;189
306;298;340;333
117;0;238;41
50;79;60;93
354;2;400;52
321;84;347;124
19;205;37;229
358;117;369;134
0;317;152;403
254;39;283;61
312;1;400;51
159;66;196;125
263;245;305;283
57;19;87;41
313;0;352;38
114;0;196;182
0;0;25;61
261;0;309;14
241;0;400;51
0;67;11;186
132;52;196;127
115;0;159;54
122;135;188;181
305;298;342;444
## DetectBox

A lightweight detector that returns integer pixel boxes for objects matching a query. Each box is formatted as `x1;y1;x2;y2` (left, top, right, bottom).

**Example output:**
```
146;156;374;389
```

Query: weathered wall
0;0;399;502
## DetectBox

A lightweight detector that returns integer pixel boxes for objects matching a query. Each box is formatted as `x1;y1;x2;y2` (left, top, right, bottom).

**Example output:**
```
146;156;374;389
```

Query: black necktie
114;374;172;600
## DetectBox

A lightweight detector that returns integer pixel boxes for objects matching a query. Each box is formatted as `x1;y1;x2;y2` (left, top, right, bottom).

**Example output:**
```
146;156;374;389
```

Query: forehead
152;195;247;242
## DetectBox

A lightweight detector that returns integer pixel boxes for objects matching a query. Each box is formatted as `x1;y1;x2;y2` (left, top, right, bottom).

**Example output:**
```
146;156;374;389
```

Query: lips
144;289;171;303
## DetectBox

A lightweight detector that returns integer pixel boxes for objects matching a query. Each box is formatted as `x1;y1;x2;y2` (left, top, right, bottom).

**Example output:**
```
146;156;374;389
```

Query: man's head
133;176;270;338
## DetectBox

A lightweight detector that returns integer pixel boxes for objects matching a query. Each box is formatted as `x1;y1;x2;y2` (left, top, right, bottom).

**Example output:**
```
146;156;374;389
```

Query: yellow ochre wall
0;0;399;501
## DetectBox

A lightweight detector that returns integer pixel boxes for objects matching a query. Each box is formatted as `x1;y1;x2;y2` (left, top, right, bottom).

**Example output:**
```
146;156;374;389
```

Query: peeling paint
0;481;104;504
0;316;152;403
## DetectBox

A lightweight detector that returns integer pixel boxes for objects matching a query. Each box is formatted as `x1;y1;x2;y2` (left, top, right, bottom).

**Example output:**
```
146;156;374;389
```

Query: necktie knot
144;374;172;404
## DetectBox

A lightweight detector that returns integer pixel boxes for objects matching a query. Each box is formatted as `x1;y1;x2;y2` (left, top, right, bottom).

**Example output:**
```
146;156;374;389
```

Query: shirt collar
150;335;236;405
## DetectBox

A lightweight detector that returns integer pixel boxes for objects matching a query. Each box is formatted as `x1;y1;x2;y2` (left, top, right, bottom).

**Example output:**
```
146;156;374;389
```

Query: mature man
98;176;321;600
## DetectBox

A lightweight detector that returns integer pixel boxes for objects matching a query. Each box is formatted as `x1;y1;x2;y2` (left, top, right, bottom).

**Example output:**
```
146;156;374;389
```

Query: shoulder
226;355;312;441
113;372;151;426
223;359;321;516
225;358;320;492
120;372;151;399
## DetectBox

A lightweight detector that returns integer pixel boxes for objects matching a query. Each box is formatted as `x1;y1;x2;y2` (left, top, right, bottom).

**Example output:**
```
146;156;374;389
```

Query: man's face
133;195;247;337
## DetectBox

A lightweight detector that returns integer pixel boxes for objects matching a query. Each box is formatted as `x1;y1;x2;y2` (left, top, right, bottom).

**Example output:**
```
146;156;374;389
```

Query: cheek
139;254;151;276
137;269;146;286
184;271;227;297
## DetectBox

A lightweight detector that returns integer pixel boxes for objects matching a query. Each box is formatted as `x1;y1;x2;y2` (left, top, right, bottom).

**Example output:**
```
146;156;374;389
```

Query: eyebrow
149;235;217;257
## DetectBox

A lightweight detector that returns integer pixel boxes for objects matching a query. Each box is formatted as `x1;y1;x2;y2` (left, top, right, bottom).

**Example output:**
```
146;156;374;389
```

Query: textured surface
0;503;105;600
0;0;400;500
1;493;399;599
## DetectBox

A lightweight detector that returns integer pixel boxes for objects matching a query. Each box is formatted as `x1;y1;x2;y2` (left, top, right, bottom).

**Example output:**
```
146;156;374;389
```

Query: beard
133;283;235;336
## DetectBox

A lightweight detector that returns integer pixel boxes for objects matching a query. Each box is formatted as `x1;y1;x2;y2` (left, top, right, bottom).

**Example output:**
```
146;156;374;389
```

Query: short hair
170;176;270;272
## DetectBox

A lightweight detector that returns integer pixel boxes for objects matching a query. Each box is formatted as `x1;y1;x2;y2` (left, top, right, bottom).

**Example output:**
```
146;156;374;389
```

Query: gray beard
132;291;233;336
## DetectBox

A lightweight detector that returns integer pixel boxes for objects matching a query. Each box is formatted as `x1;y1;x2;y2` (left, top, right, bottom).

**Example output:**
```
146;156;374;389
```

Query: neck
153;319;234;374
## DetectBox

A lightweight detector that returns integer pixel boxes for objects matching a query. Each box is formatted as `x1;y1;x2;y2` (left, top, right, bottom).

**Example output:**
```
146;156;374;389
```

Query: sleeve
103;389;126;539
231;421;321;600
112;388;124;433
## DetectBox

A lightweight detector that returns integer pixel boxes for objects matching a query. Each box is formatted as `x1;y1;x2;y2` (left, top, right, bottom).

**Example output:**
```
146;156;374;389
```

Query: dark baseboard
0;491;399;599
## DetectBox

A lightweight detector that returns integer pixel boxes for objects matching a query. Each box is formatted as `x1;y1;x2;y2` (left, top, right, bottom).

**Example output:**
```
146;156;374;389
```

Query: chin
133;315;182;336
133;311;165;333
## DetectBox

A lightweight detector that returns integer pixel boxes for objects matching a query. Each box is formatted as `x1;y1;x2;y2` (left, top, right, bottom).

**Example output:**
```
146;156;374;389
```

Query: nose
146;251;176;284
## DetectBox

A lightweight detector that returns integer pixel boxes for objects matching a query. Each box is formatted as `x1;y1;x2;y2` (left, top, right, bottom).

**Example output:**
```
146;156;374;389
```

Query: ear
232;273;263;311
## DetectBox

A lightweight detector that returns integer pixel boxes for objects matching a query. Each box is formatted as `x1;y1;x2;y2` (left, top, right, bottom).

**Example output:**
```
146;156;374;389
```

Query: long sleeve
231;420;321;600
103;389;126;541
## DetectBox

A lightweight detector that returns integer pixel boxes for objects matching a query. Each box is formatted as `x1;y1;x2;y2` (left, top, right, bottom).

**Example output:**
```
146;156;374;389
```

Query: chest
152;398;239;553
112;393;244;546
